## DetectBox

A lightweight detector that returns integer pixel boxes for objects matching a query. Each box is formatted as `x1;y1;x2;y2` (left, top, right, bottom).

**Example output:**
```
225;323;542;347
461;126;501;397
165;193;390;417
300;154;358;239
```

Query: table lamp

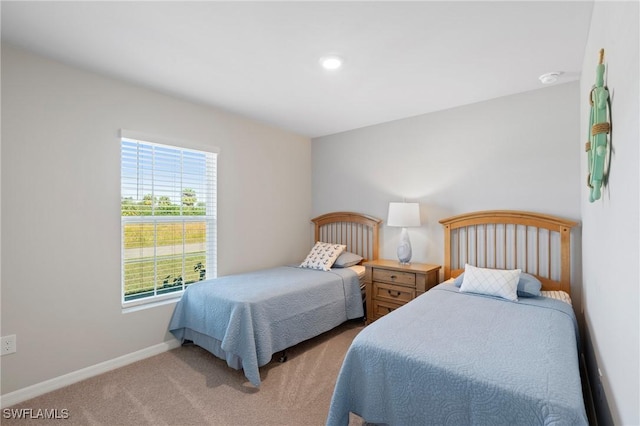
387;202;421;264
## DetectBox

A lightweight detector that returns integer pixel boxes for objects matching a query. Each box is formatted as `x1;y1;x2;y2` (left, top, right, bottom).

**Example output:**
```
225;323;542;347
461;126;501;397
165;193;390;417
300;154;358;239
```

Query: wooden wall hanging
586;48;611;202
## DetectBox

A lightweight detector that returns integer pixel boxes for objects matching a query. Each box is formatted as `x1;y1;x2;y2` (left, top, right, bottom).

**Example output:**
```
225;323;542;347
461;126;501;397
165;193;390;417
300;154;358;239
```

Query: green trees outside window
122;191;208;301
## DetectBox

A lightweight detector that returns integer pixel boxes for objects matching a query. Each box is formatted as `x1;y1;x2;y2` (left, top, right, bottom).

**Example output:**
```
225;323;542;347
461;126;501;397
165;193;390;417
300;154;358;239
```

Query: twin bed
168;211;381;387
169;209;587;425
327;210;588;425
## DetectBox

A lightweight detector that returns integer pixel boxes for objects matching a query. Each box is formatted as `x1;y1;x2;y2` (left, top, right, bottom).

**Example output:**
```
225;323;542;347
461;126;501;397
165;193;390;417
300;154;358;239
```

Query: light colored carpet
3;320;365;426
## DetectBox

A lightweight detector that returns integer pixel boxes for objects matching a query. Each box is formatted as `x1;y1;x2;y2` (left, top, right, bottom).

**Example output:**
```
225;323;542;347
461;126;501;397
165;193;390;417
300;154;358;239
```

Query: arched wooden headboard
439;210;579;294
312;212;382;263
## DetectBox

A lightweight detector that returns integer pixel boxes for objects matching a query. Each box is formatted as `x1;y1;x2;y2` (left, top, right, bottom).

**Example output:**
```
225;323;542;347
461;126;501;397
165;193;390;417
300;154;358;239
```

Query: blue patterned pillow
299;242;346;271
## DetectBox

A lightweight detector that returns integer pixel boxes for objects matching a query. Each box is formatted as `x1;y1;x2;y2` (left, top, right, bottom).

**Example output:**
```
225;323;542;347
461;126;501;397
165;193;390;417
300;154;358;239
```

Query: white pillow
299;242;346;271
459;264;521;301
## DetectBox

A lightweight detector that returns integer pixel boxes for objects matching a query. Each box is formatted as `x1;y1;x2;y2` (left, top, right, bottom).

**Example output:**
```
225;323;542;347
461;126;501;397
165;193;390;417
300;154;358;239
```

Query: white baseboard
0;340;182;409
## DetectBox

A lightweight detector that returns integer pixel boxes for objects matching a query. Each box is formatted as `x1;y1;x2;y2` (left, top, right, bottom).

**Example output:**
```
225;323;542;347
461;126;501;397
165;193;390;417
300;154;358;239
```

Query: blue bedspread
169;265;362;387
327;284;588;425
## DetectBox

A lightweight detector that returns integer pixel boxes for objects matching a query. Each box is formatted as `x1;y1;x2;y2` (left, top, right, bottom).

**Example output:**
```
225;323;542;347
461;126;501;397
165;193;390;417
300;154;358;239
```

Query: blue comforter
327;284;588;426
169;265;362;387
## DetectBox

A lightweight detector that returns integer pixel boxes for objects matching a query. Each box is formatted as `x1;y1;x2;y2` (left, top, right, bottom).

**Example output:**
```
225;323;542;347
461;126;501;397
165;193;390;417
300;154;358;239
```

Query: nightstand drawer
372;268;416;286
371;299;402;320
373;282;414;304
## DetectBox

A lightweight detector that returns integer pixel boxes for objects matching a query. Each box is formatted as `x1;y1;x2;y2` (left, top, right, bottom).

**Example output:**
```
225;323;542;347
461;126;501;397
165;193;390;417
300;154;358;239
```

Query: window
121;132;217;307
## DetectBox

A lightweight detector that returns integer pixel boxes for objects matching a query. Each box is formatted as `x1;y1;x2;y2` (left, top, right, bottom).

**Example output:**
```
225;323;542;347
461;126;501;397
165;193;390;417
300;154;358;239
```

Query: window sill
122;296;181;314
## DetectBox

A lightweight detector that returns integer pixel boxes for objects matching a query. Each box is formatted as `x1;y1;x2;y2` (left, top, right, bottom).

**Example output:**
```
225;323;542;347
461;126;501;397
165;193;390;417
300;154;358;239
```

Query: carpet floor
3;320;365;426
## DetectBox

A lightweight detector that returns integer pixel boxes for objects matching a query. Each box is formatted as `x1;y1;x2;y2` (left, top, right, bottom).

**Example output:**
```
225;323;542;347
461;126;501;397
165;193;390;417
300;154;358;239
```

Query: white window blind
121;135;217;307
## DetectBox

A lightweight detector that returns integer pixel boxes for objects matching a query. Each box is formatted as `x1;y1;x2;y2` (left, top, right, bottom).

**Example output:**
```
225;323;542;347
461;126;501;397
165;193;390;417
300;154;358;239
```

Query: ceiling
1;1;593;138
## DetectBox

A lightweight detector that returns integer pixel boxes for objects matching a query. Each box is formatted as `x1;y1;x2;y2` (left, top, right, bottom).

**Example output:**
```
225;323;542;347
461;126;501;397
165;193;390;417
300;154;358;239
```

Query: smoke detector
539;72;563;84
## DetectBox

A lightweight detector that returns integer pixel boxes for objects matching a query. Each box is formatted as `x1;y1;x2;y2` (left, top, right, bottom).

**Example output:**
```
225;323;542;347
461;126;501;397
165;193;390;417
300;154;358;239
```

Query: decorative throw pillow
332;251;363;268
516;273;542;297
299;242;346;271
453;274;465;287
459;264;521;301
454;270;541;298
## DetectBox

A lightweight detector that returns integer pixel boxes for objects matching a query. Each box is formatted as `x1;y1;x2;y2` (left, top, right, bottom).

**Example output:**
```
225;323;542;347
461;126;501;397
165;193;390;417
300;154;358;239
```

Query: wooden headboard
312;212;382;262
439;210;579;294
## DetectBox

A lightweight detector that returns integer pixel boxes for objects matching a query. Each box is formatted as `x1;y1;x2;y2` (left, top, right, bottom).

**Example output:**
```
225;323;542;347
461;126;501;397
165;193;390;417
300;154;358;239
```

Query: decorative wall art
586;48;611;202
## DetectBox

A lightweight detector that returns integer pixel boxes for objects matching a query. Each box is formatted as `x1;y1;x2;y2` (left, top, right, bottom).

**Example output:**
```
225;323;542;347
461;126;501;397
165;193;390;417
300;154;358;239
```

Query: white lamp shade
387;202;421;227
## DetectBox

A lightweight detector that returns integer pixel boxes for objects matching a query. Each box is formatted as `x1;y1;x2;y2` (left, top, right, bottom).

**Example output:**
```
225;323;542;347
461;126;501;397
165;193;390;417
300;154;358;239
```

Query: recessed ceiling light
319;55;343;71
539;71;563;84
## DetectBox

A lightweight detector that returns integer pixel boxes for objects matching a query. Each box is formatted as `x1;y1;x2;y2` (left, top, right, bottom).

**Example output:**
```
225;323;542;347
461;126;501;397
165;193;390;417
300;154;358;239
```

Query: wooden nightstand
364;260;441;324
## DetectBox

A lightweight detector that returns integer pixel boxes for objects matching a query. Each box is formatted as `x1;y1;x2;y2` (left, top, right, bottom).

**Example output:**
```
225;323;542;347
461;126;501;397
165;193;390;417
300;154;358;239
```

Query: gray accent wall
312;82;582;286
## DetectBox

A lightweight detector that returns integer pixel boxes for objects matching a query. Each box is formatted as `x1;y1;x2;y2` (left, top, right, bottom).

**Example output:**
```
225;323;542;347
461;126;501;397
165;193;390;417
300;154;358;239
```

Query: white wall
580;2;640;424
1;45;311;395
312;82;581;282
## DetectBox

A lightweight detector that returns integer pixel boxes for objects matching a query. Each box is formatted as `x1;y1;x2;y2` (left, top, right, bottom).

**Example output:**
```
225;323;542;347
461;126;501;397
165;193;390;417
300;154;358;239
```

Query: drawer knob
390;275;397;279
387;290;401;297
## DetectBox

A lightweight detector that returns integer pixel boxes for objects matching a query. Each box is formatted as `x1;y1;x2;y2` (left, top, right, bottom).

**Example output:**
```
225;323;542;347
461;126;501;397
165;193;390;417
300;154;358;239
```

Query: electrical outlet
1;335;17;355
